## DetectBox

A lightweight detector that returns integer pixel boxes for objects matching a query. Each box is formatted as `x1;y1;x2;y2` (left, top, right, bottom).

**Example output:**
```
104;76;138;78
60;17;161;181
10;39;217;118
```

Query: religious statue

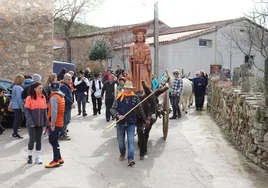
129;27;152;92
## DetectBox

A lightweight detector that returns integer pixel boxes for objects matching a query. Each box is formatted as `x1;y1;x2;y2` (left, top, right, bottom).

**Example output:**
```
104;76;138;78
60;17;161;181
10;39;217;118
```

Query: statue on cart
129;27;152;92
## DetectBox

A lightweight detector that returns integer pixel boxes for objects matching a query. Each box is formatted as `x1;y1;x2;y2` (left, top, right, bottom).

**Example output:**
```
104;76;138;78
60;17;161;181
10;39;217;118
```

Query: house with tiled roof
112;17;266;77
57;17;266;75
65;20;170;70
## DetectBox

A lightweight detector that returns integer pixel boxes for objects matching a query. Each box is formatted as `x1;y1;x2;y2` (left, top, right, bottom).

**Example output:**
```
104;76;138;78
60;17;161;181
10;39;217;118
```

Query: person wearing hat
74;70;90;116
170;70;183;119
111;81;148;167
90;73;103;115
129;27;152;92
45;82;66;168
193;71;205;111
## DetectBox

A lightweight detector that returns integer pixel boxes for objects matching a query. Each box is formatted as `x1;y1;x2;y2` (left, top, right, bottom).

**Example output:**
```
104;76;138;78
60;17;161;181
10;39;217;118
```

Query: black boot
27;156;33;164
169;111;177;119
0;124;5;135
177;107;182;119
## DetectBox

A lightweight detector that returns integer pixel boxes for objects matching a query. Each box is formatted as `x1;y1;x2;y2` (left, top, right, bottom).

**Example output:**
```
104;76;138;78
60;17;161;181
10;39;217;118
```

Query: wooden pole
103;90;157;133
154;1;159;80
265;58;268;106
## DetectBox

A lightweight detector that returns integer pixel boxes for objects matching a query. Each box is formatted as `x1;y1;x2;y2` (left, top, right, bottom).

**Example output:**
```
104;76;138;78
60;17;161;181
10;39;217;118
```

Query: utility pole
154;1;159;80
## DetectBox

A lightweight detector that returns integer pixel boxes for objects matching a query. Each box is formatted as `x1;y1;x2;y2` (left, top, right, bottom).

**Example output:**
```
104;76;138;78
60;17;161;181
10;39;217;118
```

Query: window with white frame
199;39;212;47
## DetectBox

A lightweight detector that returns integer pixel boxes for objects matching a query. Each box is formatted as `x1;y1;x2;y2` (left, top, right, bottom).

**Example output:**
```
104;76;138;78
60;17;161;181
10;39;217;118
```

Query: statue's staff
103;90;157;133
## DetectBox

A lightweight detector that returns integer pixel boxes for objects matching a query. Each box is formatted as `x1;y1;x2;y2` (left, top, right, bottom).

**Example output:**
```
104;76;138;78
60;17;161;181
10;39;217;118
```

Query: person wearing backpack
0;88;7;134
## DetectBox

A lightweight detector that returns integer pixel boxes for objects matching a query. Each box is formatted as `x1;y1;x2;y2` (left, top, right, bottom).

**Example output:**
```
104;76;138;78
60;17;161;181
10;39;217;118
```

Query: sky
85;0;256;28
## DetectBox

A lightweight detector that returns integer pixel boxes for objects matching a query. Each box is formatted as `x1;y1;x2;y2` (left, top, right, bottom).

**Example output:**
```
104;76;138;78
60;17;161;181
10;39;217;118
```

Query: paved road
0;105;268;188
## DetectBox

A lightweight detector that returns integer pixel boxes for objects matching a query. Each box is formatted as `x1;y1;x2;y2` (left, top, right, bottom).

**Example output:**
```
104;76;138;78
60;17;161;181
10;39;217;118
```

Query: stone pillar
241;64;250;92
265;59;268;106
0;0;53;81
232;67;240;86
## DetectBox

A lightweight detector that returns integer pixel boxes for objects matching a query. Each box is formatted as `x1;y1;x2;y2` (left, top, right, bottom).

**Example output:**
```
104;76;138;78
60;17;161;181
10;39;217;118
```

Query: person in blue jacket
200;70;208;109
151;73;159;90
59;73;76;140
192;71;205;111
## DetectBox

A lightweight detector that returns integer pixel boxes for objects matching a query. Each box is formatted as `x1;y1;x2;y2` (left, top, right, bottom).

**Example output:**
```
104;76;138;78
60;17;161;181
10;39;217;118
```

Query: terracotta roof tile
114;17;249;49
160;17;245;35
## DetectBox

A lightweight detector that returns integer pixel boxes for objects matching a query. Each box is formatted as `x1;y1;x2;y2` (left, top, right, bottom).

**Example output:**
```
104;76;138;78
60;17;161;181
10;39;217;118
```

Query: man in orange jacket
45;82;66;168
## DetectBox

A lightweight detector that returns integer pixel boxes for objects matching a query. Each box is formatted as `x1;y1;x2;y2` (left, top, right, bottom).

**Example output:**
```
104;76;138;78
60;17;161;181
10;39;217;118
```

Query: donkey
136;81;169;160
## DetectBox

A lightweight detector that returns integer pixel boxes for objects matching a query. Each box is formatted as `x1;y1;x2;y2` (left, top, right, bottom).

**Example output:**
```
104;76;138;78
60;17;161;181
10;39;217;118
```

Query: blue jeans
117;124;135;160
60;108;71;137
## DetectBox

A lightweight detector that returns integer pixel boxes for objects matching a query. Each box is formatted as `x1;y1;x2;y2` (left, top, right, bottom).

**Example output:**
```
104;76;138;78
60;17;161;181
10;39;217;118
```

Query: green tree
88;36;112;61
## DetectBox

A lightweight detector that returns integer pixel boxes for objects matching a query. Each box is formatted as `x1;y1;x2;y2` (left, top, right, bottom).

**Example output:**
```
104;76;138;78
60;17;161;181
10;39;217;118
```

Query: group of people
0;73;76;168
168;70;208;120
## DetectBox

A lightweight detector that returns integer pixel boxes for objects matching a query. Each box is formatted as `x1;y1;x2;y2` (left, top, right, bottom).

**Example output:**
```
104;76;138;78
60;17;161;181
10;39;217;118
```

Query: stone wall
0;0;53;81
53;48;66;62
207;80;268;169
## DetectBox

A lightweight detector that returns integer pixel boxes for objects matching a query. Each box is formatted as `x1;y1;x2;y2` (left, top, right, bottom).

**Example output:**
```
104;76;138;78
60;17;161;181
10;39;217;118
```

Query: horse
136;81;169;160
159;69;193;114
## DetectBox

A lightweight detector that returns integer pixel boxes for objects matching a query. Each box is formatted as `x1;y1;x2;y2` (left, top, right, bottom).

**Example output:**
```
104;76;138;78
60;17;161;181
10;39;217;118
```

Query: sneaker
119;154;125;161
128;160;135;167
45;161;60;168
59;136;71;141
27;156;33;164
35;158;43;164
11;133;23;139
58;158;64;165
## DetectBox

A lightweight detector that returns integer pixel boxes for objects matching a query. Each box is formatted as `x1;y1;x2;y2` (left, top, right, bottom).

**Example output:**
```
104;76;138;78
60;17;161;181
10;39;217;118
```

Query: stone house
113;17;267;78
0;0;53;81
68;20;170;71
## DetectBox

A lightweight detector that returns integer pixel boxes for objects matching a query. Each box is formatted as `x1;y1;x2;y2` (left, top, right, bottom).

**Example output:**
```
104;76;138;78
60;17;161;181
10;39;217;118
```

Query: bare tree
222;0;268;72
54;0;104;63
109;26;130;71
